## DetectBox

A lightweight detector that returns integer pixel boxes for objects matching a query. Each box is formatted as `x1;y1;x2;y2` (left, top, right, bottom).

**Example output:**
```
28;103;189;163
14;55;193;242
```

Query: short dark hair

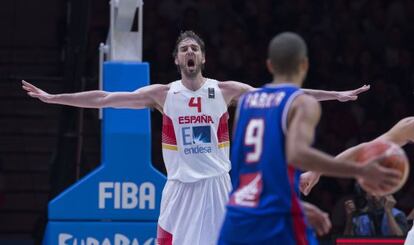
172;30;205;58
268;32;307;76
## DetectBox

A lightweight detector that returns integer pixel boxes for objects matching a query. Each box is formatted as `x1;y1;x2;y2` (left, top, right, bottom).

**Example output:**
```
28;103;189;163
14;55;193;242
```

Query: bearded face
175;38;205;78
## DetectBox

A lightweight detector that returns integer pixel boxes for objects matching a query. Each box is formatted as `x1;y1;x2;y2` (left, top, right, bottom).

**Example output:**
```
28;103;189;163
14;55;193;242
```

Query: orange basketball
355;140;410;195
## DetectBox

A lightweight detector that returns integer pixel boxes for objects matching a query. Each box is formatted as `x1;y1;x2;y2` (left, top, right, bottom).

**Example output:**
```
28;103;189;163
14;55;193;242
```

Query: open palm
21;80;53;103
337;84;370;102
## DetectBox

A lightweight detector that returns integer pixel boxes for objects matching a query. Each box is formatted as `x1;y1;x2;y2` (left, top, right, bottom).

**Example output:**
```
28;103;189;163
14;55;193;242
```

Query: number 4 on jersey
189;97;202;112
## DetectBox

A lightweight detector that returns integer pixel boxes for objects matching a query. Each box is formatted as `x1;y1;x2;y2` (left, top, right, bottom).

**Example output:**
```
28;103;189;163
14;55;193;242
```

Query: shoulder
218;80;254;92
288;94;321;125
290;94;320;112
152;83;172;91
133;83;171;112
218;80;255;105
134;83;171;95
156;83;172;93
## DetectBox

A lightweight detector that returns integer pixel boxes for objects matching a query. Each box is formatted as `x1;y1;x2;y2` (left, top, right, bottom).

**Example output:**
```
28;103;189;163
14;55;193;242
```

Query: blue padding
47;62;165;221
43;221;157;245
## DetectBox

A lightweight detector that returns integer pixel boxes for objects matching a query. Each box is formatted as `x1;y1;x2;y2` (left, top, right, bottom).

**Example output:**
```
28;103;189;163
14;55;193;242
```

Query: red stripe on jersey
157;225;173;245
217;112;230;143
162;114;177;145
288;166;309;245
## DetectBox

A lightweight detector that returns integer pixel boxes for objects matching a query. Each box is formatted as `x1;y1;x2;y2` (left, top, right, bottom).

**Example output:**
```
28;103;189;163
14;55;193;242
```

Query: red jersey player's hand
336;84;370;102
22;80;55;103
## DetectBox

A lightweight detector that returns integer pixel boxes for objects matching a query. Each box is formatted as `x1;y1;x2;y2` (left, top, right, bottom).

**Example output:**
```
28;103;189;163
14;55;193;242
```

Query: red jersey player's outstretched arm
219;81;371;107
302;84;370;102
22;80;168;112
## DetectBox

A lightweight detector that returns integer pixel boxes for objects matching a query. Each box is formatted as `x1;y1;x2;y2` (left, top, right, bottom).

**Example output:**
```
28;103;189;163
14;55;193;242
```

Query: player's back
219;84;316;244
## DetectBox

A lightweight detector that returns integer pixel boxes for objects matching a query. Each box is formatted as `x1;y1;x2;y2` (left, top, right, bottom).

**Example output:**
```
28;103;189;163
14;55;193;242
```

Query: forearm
302;89;338;101
49;90;109;108
290;146;360;178
220;81;255;105
385;210;404;236
287;96;360;178
335;145;363;161
313;144;364;178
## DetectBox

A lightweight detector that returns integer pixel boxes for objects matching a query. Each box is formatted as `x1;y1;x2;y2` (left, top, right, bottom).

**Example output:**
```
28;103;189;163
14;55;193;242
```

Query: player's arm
299;143;368;195
286;95;360;176
220;81;370;106
219;81;255;106
375;117;414;146
22;80;167;110
286;94;401;192
302;84;370;102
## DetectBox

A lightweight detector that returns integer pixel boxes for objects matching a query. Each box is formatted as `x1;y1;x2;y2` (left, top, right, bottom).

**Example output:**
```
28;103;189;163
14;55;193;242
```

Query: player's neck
181;73;206;91
271;74;303;87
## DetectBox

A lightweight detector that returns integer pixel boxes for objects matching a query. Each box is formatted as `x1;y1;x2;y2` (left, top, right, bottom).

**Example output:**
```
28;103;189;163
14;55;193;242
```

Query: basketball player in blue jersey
218;32;401;245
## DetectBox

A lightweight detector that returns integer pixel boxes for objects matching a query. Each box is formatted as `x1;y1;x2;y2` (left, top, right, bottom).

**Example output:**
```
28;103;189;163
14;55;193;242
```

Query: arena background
1;0;413;244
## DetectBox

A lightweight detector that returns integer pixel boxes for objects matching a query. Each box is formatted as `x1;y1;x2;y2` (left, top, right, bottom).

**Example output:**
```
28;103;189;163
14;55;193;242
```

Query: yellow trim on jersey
218;141;230;148
162;143;178;151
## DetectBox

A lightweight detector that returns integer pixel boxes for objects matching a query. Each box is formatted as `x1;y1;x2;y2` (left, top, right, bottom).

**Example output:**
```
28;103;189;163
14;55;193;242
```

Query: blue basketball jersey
219;84;317;245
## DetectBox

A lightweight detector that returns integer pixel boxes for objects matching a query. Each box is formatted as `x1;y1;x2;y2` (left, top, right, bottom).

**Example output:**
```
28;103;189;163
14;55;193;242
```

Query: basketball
355;140;410;195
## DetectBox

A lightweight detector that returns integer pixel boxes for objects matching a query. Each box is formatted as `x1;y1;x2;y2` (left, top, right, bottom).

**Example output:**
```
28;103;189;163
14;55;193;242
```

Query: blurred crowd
104;0;414;240
342;184;409;237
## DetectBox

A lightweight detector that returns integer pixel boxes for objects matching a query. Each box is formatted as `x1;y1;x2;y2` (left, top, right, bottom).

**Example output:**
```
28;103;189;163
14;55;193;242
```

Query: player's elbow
91;91;111;108
287;143;310;167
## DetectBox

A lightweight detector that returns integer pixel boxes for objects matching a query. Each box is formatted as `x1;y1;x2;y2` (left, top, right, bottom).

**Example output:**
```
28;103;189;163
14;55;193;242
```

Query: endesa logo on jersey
181;125;212;155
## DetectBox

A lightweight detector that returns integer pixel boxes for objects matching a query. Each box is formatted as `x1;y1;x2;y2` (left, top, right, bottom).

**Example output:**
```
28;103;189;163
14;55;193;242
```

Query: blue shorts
218;228;318;245
218;214;318;245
